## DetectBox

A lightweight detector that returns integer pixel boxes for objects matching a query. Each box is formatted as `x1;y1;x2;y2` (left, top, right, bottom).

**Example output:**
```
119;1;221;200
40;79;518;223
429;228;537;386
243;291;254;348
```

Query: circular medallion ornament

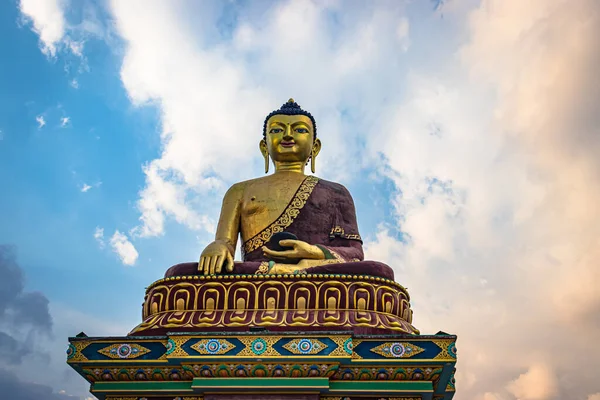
205;339;221;354
251;338;267;355
66;343;76;360
116;344;132;358
389;342;405;357
166;338;176;355
447;342;457;358
296;339;313;354
343;338;353;355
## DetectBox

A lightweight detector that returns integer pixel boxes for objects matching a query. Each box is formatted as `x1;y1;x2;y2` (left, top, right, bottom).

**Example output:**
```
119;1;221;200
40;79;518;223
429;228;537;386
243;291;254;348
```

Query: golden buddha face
260;114;321;164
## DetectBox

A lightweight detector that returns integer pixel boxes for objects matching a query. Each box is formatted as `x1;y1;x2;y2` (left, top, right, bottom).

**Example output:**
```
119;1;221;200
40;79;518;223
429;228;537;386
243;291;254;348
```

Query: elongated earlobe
310;139;321;174
264;153;270;174
259;140;270;174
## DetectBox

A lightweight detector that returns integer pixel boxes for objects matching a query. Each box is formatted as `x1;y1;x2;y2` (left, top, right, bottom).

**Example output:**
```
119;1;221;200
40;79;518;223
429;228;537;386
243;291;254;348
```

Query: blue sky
1;2;153;313
1;0;600;399
0;0;415;312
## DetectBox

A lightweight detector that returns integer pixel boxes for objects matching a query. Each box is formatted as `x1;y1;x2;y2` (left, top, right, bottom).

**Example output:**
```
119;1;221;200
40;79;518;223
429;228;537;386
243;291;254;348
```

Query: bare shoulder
223;177;263;199
238;175;272;188
223;181;247;201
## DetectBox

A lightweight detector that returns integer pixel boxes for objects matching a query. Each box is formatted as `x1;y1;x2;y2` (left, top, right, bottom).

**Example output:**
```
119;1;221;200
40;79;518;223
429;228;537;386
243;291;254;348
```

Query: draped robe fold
165;176;395;280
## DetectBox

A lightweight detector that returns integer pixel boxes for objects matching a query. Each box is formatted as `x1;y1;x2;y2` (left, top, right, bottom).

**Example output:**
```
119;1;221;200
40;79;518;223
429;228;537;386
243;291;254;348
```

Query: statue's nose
283;126;293;139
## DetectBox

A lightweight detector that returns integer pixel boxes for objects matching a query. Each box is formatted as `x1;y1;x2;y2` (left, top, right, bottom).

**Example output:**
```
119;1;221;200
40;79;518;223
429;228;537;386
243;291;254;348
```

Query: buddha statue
165;99;393;280
133;99;417;336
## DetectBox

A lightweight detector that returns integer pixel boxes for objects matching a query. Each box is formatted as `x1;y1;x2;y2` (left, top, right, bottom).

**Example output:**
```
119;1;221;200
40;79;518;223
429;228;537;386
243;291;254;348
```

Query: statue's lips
280;142;295;148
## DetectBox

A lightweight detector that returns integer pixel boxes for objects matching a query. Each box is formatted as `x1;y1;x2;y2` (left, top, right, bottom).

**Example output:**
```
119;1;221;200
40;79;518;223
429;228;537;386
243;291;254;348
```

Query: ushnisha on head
260;99;322;174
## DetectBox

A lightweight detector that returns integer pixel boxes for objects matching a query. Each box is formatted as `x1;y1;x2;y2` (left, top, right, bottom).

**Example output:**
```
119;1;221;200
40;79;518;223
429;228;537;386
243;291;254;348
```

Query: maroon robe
166;176;394;280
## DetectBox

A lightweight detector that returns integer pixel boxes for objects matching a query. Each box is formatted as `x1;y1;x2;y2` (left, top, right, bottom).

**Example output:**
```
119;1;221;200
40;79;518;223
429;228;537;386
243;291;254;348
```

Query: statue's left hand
262;240;325;261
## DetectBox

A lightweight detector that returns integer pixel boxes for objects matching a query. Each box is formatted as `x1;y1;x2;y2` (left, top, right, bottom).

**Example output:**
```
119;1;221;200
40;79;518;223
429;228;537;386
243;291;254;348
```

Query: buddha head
260;99;322;173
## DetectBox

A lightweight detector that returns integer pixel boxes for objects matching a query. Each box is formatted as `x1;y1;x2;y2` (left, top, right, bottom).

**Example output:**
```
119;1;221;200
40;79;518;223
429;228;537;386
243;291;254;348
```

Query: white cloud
66;38;84;57
109;230;139;266
506;365;558;400
93;226;104;248
110;0;413;238
60;116;70;127
18;0;66;57
18;0;109;88
362;0;600;398
482;394;504;400
81;181;102;192
35;115;45;128
107;0;600;398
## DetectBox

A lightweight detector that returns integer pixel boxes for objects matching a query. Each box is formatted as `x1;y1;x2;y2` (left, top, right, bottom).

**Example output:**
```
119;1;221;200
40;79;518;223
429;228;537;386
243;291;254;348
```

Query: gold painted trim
350;358;453;363
94;389;195;393
243;175;319;254
369;342;426;359
141;307;415;318
146;272;410;297
329;225;362;241
97;343;151;359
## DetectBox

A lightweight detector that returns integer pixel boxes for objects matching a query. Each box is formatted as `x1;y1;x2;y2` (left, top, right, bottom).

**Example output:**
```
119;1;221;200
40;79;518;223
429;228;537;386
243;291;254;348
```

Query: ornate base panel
131;274;418;335
105;397;427;400
106;397;425;400
68;332;457;400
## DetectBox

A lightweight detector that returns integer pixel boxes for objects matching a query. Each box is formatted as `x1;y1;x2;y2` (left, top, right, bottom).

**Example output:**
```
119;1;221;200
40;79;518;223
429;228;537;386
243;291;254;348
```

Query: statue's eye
270;128;283;134
296;128;308;133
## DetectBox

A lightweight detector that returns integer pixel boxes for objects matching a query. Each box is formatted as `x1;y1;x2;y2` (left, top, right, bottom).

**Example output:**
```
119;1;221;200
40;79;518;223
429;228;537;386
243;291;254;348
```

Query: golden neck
273;160;307;174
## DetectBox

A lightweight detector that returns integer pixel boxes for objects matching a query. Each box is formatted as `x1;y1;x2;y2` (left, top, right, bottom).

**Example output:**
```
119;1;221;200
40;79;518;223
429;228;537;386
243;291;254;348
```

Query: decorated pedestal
129;273;418;336
67;99;458;399
67;273;457;400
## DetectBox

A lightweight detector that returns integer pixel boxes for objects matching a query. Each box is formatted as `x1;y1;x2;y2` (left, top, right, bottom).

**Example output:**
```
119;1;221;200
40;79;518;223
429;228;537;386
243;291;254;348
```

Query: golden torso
199;106;324;275
235;172;307;241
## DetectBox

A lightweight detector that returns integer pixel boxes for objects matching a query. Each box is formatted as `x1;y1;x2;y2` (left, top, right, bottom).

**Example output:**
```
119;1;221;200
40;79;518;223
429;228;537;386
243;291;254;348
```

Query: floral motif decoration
237;336;279;357
447;369;456;390
105;397;138;400
447;342;457;358
191;339;234;355
98;343;151;359
329;225;362;241
432;339;457;360
85;363;338;381
343;338;353;355
66;340;90;363
283;338;326;355
333;366;442;382
165;338;176;355
251;338;267;355
66;343;76;360
370;342;425;359
164;336;191;358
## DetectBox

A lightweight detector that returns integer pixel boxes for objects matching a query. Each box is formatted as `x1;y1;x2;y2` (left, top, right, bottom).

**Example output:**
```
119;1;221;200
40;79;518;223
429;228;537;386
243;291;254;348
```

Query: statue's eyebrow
291;121;311;129
268;120;311;130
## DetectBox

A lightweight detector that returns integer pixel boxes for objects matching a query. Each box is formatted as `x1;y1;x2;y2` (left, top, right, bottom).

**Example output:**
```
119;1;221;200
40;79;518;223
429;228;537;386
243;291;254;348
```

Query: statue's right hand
198;241;234;275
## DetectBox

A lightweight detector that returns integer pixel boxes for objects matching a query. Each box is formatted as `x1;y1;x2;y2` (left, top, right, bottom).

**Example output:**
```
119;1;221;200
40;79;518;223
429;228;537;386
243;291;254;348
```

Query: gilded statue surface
166;99;392;280
134;100;416;335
